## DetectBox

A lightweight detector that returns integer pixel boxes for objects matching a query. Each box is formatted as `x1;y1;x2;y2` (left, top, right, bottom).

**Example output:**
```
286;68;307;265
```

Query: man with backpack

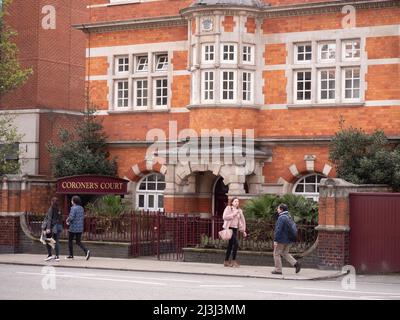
271;203;301;275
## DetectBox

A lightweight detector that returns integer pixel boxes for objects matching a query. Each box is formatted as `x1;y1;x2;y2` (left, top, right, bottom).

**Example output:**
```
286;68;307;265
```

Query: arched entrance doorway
213;177;229;217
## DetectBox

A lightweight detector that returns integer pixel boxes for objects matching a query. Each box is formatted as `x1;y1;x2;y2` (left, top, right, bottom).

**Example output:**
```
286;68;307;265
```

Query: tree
0;0;32;97
47;109;118;178
0;112;24;175
329;124;400;191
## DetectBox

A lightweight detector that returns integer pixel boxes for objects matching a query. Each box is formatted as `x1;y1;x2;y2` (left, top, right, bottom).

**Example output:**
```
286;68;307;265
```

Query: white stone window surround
242;71;254;104
342;67;361;102
133;78;148;110
202;43;215;64
114;79;129;109
110;51;171;111
220;70;237;102
153;77;168;109
287;38;365;107
294;42;312;64
114;55;130;75
318;69;336;103
136;173;165;211
318;41;336;62
135;55;149;73
201;70;215;103
342;39;361;61
221;43;237;64
293;173;326;202
242;44;255;65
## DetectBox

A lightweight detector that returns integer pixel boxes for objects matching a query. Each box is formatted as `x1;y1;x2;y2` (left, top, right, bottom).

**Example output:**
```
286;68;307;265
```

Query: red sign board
56;175;129;195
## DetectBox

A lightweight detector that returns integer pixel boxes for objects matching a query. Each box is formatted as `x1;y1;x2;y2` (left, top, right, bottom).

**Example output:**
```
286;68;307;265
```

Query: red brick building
75;0;399;217
1;0;399;217
0;0;88;176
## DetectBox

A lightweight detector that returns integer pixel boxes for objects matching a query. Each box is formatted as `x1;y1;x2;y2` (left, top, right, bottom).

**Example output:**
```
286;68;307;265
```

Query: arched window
137;173;165;211
293;173;326;201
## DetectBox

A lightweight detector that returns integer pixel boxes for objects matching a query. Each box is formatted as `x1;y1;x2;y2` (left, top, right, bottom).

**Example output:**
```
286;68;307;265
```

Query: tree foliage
0;0;33;96
329;125;400;191
0;113;24;175
47;109;118;178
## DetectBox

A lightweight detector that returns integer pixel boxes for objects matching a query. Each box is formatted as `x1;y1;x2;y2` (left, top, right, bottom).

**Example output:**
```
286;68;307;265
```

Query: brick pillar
0;214;21;253
316;178;354;270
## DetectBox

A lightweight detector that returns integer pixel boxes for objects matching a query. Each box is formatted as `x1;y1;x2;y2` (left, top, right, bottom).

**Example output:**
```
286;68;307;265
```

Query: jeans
225;228;239;261
46;232;60;257
68;232;88;257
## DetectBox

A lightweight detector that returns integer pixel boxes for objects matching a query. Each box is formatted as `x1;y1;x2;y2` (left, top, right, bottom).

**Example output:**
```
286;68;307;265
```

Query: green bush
243;193;318;223
85;195;129;217
329;126;400;191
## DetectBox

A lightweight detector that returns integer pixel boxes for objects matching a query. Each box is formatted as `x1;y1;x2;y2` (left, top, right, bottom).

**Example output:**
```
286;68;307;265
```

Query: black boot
294;261;301;274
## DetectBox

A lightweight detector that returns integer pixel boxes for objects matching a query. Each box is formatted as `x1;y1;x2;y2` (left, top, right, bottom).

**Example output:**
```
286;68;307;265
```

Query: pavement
0;253;346;281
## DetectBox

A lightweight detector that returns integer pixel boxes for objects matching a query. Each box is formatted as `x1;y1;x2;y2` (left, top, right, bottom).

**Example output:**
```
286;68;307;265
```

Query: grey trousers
273;243;297;272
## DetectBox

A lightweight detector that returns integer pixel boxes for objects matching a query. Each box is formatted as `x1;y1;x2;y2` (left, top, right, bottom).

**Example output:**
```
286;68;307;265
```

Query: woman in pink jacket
222;198;247;267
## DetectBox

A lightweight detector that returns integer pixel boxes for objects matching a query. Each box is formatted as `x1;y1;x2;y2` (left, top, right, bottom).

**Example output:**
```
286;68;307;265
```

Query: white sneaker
54;256;60;262
44;255;54;261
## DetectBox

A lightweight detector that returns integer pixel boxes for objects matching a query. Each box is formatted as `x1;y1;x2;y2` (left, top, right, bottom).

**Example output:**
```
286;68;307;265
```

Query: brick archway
123;160;167;182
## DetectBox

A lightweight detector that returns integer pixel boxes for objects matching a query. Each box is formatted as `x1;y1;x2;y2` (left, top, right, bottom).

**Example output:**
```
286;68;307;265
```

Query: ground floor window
293;173;326;201
137;173;165;211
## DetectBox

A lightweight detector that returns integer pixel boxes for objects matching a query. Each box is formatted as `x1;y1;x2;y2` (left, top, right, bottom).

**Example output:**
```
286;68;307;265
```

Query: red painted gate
349;193;400;273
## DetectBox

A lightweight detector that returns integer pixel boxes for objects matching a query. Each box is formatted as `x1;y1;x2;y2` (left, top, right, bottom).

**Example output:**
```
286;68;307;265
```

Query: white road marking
294;287;400;296
17;272;166;286
44;271;202;284
257;290;363;299
199;285;244;288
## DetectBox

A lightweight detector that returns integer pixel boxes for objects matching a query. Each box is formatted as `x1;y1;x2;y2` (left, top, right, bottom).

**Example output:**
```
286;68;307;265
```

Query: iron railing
25;211;318;260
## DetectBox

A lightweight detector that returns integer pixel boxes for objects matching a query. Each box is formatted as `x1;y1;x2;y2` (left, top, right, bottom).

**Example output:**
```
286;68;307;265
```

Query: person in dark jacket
271;203;301;275
42;197;63;262
66;195;90;260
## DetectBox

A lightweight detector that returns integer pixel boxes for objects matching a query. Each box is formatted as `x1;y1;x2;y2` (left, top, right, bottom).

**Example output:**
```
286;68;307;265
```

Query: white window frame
155;54;168;72
242;45;254;65
294;70;312;104
318;69;336;103
295;43;312;64
242;71;253;103
342;67;361;102
221;43;237;64
114;80;129;109
135;55;149;73
342;39;361;61
318;42;336;62
202;70;215;103
133;79;148;110
220;70;237;102
153;77;168;109
293;173;326;202
136;173;165;211
115;56;129;74
202;44;215;64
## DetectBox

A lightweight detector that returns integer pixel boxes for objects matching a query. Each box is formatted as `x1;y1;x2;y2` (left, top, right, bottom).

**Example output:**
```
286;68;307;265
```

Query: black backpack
286;214;298;242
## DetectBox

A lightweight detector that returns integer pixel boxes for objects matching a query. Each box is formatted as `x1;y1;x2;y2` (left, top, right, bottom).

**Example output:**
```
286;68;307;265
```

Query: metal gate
349;193;400;273
130;211;223;260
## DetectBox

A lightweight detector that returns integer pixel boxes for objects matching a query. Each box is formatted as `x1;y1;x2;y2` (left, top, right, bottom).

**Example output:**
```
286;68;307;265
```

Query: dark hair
72;195;81;205
230;198;240;207
278;203;288;212
51;197;59;210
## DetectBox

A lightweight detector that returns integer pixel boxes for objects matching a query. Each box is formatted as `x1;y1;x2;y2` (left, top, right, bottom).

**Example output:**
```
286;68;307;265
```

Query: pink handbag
218;218;233;240
218;228;233;240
